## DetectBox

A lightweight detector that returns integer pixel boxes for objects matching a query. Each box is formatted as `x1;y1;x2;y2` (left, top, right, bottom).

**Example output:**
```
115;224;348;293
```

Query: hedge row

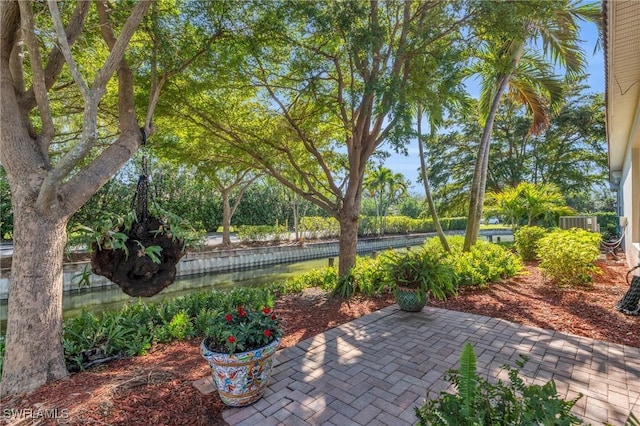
237;215;469;242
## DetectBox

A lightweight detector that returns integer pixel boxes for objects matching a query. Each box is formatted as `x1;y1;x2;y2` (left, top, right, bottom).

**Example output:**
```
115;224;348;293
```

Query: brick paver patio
195;305;640;425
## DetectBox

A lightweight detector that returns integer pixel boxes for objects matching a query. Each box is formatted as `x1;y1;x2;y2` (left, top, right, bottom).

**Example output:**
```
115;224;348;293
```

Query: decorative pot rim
395;285;427;293
201;337;281;364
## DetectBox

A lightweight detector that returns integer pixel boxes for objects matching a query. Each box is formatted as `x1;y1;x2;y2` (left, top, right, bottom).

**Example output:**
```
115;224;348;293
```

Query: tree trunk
463;74;511;252
337;210;359;277
417;106;450;252
292;192;300;240
0;201;69;395
221;188;232;246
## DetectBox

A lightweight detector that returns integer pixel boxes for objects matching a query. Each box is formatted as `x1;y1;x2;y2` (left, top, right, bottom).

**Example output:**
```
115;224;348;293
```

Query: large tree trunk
1;195;70;395
337;211;359;277
337;184;362;277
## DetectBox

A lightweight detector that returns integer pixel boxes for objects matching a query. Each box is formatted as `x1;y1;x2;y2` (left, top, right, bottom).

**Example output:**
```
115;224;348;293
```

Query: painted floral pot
201;337;280;407
395;286;428;312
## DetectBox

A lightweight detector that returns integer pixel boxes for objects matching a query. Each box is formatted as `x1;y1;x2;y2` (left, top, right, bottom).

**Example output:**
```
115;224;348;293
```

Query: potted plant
201;303;283;407
381;247;457;311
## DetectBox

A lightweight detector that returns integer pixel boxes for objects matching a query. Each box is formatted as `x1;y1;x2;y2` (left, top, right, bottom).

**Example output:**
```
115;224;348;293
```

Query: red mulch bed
431;258;639;347
1;258;638;425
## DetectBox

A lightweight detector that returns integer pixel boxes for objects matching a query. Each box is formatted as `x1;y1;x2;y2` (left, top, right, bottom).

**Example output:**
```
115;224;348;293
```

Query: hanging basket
91;216;185;297
90;152;187;297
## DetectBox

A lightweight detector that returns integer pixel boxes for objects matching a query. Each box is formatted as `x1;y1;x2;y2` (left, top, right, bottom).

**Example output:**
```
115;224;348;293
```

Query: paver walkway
204;305;640;425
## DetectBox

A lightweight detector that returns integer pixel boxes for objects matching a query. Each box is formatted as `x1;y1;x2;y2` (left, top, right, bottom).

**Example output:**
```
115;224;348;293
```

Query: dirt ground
0;258;637;425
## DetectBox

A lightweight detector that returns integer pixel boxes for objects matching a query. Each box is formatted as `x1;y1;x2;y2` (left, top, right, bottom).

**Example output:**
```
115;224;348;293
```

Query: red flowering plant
204;304;283;355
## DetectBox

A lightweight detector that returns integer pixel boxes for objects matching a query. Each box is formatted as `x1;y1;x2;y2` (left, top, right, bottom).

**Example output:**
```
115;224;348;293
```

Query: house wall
628;148;640;269
620;142;639;272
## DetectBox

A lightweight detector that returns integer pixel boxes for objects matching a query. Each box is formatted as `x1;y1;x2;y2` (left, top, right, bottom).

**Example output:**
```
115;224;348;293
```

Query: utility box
559;216;599;232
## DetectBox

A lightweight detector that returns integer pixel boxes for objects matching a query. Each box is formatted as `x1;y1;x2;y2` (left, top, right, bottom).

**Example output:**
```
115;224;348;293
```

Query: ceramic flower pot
395;286;428;312
201;337;280;407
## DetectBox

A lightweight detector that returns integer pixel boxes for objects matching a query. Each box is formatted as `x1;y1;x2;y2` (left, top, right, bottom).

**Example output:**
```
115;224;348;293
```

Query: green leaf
458;342;478;418
144;245;163;264
626;413;640;426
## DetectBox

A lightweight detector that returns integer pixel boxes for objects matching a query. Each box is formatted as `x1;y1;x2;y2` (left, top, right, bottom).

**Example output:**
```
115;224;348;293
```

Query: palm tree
463;0;601;251
364;166;407;235
485;182;575;230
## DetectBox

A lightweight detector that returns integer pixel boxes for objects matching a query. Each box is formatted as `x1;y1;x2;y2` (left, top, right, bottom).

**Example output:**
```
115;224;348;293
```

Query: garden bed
0;258;636;425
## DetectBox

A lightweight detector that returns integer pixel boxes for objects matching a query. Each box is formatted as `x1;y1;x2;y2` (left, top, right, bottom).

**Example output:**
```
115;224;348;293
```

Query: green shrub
332;254;390;297
236;224;289;242
350;255;389;295
438;218;451;231
424;236;522;288
448;217;468;231
416;343;584;425
358;216;378;236
167;311;194;340
299;216;339;239
358;215;470;236
514;226;547;261
385;216;413;234
270;266;338;294
537;228;601;286
592;211;619;239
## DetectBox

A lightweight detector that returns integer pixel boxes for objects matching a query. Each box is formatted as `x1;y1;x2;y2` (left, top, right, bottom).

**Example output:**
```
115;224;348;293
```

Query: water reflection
0;257;332;332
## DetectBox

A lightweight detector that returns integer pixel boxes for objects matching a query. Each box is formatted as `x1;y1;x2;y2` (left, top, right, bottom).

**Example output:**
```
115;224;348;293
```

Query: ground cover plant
415;343;584;425
0;256;634;425
0;239;521;377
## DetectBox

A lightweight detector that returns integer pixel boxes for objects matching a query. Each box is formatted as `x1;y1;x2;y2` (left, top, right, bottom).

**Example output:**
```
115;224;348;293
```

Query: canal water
0;232;512;333
0;257;334;334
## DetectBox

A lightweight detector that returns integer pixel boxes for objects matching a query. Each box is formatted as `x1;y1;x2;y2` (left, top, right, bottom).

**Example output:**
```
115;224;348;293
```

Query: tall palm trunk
417;105;450;252
464;42;525;252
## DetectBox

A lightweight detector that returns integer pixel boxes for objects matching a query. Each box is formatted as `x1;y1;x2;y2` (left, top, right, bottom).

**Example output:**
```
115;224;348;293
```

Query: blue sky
385;19;604;193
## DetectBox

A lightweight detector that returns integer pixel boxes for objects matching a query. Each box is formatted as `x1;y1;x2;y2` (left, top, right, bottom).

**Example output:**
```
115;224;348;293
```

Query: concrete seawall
0;234;433;299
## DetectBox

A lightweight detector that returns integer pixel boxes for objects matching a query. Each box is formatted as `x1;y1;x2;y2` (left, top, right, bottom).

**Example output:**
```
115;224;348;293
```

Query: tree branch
95;0;140;134
93;0;153;92
18;1;55;149
47;0;90;97
37;0;150;211
9;26;25;95
20;1;90;111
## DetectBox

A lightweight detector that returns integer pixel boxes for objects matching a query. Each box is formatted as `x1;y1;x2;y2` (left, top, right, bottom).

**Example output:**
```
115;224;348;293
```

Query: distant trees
426;84;607;216
364;166;408;235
